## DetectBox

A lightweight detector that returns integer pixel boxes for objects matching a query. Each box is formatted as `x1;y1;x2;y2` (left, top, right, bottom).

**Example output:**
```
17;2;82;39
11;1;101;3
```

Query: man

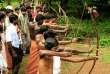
6;14;23;74
14;7;20;16
5;9;13;29
0;8;6;15
6;3;13;10
43;14;67;29
18;7;30;54
26;6;32;22
37;30;98;74
32;6;41;19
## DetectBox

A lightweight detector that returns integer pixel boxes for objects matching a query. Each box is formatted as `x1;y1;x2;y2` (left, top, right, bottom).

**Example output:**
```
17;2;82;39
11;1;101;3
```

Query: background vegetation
0;0;110;47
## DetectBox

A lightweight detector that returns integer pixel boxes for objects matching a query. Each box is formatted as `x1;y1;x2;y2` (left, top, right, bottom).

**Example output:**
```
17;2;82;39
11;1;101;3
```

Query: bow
85;2;99;74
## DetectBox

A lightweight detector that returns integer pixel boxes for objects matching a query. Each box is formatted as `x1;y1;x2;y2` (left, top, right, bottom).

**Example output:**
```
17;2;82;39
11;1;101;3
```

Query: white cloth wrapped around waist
53;56;61;69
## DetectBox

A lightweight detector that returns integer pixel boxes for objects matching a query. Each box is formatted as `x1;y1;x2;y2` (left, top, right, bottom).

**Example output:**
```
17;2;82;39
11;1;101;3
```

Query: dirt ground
17;42;110;74
61;58;110;74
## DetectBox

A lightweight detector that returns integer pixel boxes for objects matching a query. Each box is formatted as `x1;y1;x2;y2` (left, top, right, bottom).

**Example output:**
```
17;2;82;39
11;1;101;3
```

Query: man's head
45;37;59;50
0;8;6;15
9;14;18;24
44;30;57;40
26;6;31;13
15;7;19;14
44;14;52;23
35;14;44;25
52;14;58;23
20;4;25;8
40;25;49;34
44;8;49;14
0;13;5;23
6;9;13;17
21;7;27;16
8;2;11;5
36;6;41;12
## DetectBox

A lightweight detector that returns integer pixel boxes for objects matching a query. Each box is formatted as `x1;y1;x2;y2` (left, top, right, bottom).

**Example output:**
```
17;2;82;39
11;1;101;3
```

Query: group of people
0;1;98;74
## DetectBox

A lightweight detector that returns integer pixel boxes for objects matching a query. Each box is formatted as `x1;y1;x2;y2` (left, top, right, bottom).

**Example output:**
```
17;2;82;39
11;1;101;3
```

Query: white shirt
6;5;13;10
6;23;20;48
5;16;11;29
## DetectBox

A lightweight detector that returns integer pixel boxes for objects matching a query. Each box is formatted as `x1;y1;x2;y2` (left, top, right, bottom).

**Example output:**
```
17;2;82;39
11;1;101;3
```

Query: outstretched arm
61;56;98;63
53;28;69;33
39;50;72;57
57;47;94;53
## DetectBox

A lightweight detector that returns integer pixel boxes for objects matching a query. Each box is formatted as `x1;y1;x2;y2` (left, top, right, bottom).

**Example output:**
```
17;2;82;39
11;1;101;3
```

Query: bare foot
88;47;94;53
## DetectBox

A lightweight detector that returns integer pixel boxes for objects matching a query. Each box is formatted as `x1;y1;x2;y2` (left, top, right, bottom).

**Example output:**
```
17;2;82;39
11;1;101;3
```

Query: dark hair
21;7;27;12
44;30;57;40
45;37;59;50
35;14;44;22
52;14;58;18
44;8;49;13
44;14;52;19
36;6;41;9
8;2;10;5
1;8;6;11
15;7;19;11
0;13;5;21
20;4;24;8
0;25;3;32
26;6;31;10
40;25;49;34
6;9;12;14
9;14;18;23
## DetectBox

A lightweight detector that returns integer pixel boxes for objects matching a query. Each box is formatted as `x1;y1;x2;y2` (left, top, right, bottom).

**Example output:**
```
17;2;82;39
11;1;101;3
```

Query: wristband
12;51;15;54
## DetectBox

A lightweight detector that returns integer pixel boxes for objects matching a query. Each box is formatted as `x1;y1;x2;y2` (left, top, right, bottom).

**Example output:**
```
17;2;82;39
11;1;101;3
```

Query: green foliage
99;36;110;47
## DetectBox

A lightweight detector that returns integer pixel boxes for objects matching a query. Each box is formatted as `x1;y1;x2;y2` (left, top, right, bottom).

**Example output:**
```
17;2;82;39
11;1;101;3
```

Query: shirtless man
42;14;67;29
37;31;98;74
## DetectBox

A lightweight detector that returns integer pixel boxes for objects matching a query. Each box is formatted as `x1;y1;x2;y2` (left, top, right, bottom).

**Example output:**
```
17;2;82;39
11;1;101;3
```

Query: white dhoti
53;56;61;74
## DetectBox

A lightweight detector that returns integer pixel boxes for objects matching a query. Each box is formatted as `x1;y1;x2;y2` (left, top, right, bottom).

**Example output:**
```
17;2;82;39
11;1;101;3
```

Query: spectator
6;14;23;74
18;7;30;54
0;8;6;15
6;2;13;10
